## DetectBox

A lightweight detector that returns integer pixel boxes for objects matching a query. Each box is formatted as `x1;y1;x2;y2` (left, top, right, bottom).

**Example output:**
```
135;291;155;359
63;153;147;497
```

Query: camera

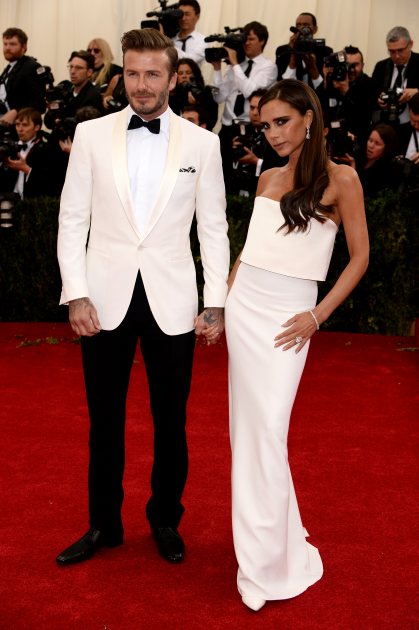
289;26;326;54
392;155;419;195
205;27;246;64
36;65;55;89
46;80;73;119
176;80;204;106
328;119;354;158
141;1;183;39
231;120;254;159
54;116;78;142
0;126;20;161
323;50;352;82
379;87;404;122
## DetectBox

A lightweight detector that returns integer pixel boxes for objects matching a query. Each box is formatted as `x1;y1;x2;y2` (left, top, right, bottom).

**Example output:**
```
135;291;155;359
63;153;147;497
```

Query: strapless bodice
240;196;338;281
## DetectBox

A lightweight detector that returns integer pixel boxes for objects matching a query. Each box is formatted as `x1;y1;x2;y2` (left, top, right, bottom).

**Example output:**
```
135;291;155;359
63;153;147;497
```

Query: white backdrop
1;0;418;82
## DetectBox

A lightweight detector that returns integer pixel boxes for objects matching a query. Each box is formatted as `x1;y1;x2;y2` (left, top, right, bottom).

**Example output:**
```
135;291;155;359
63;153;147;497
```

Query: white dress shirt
282;63;323;90
390;63;409;124
172;30;206;66
14;137;35;198
127;106;170;234
213;54;277;125
405;128;419;160
0;59;17;106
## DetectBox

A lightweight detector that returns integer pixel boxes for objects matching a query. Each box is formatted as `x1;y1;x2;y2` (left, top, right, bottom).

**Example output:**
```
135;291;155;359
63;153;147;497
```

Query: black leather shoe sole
56;528;123;565
152;527;185;563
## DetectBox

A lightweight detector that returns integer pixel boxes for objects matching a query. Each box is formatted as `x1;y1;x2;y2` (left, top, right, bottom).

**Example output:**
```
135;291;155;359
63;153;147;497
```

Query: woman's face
177;64;194;85
260;98;312;158
87;41;104;69
366;130;386;161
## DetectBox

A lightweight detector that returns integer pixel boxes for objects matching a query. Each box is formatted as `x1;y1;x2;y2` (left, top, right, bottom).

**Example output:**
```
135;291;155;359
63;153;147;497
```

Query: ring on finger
295;336;303;343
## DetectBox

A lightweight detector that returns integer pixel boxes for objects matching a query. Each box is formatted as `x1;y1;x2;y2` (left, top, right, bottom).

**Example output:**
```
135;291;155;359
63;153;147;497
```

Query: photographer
372;26;419;127
171;0;206;67
323;46;376;147
0;28;46;125
169;58;218;130
276;13;332;95
0;107;53;198
44;50;103;129
208;21;277;183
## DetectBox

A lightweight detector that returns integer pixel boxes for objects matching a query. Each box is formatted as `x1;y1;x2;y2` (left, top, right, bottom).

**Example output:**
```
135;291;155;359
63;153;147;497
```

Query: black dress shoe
152;527;185;563
56;528;123;565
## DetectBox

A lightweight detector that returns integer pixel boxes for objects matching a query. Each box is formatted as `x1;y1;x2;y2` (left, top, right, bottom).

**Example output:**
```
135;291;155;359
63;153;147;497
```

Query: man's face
244;31;264;59
387;37;413;66
182;110;200;125
68;57;92;88
295;14;317;35
3;36;26;62
346;53;364;81
249;96;262;127
15;117;40;142
178;5;199;34
409;109;419;131
124;49;177;120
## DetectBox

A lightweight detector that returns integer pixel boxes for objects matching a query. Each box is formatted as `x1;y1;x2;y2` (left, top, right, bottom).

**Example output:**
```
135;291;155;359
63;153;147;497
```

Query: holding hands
195;307;225;345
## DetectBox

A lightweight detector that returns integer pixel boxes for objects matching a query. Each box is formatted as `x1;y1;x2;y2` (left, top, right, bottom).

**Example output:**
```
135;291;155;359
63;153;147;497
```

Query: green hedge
0;192;417;334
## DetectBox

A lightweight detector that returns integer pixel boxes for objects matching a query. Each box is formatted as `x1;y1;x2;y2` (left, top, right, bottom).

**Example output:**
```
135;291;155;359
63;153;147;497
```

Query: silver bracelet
309;309;320;330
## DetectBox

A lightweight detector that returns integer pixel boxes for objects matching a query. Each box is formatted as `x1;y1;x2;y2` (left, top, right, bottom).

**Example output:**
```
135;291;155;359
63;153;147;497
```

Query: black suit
0;134;56;198
2;55;46;114
372;51;419;94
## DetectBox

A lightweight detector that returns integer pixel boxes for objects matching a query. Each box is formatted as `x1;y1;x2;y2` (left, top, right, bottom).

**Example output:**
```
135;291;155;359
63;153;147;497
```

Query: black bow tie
128;115;160;134
18;142;28;151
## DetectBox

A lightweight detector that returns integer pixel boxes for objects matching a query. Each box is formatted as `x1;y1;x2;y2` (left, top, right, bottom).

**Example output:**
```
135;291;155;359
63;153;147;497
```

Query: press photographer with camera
0;107;54;198
171;1;206;67
169;57;218;130
372;26;419;127
0;28;46;126
323;46;376;147
275;13;332;95
44;50;103;130
207;21;277;186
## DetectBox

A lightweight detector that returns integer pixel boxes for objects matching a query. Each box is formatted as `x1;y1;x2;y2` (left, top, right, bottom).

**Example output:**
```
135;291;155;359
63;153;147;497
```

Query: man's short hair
178;0;201;15
249;89;267;101
408;92;419;115
121;29;178;77
243;21;269;50
386;26;411;44
299;13;317;28
182;104;207;126
2;27;28;46
344;45;364;63
15;107;42;127
69;50;95;71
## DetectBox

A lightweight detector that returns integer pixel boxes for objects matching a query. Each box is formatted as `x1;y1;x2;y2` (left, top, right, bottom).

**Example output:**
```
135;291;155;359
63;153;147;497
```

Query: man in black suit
0;107;53;198
399;93;419;164
372;26;419;127
275;12;332;98
0;28;46;125
45;51;103;129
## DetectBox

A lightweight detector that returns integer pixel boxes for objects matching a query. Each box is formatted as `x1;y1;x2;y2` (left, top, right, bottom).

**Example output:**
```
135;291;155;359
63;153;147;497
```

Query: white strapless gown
225;259;324;601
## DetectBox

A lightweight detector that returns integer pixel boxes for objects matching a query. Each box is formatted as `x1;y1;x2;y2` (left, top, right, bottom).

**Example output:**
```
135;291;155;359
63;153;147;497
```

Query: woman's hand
274;311;319;353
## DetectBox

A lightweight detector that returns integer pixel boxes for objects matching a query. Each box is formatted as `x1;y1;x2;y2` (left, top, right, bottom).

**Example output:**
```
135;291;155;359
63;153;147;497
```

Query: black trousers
81;271;196;539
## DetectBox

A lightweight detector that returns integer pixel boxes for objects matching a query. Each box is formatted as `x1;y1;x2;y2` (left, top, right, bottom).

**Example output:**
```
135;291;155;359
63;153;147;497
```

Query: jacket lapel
112;107;141;239
141;110;181;240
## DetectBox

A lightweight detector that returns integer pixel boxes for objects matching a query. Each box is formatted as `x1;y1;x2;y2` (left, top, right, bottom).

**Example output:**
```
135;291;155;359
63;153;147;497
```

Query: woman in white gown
223;80;369;612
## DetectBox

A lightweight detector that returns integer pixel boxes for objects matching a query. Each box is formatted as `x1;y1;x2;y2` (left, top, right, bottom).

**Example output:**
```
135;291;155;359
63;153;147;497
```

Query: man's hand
224;46;238;66
332;75;350;95
59;137;73;154
238;146;258;165
409;151;419;165
194;307;224;345
399;87;419;104
69;297;101;337
209;59;222;71
5;154;30;174
0;109;17;125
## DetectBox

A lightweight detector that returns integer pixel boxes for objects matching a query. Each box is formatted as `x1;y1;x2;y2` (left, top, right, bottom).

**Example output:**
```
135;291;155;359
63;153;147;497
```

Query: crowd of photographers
0;4;419;207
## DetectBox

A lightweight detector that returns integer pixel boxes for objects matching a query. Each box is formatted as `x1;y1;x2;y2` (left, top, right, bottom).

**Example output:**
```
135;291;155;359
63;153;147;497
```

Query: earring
306;126;311;140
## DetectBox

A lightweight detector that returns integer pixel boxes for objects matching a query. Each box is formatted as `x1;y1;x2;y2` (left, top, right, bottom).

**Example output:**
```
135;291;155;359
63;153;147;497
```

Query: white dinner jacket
57;107;230;334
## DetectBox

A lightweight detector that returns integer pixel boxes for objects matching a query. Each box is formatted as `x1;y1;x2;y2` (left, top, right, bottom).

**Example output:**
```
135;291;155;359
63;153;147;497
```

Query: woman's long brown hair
258;79;333;232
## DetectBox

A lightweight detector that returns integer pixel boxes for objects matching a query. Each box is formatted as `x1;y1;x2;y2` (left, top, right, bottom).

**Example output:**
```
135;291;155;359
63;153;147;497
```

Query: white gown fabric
225;196;337;601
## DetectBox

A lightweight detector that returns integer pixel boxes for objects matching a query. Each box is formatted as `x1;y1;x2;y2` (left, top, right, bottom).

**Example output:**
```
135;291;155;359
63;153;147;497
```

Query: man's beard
129;86;169;117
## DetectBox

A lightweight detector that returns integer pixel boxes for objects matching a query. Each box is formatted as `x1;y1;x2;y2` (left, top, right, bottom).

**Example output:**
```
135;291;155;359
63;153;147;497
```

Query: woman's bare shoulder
327;161;361;186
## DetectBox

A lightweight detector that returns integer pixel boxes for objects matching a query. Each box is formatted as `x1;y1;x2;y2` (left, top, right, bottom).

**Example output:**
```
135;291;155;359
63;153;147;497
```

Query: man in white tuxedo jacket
56;28;229;566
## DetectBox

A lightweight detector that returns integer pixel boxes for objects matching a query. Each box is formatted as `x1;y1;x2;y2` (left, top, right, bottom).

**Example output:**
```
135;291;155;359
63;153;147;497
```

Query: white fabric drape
1;0;418;82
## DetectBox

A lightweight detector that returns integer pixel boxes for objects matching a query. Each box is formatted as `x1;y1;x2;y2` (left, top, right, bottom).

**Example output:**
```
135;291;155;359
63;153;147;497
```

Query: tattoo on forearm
203;307;224;326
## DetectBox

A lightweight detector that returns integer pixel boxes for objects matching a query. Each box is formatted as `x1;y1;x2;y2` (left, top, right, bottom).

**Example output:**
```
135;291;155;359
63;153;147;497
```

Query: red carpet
1;323;418;629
